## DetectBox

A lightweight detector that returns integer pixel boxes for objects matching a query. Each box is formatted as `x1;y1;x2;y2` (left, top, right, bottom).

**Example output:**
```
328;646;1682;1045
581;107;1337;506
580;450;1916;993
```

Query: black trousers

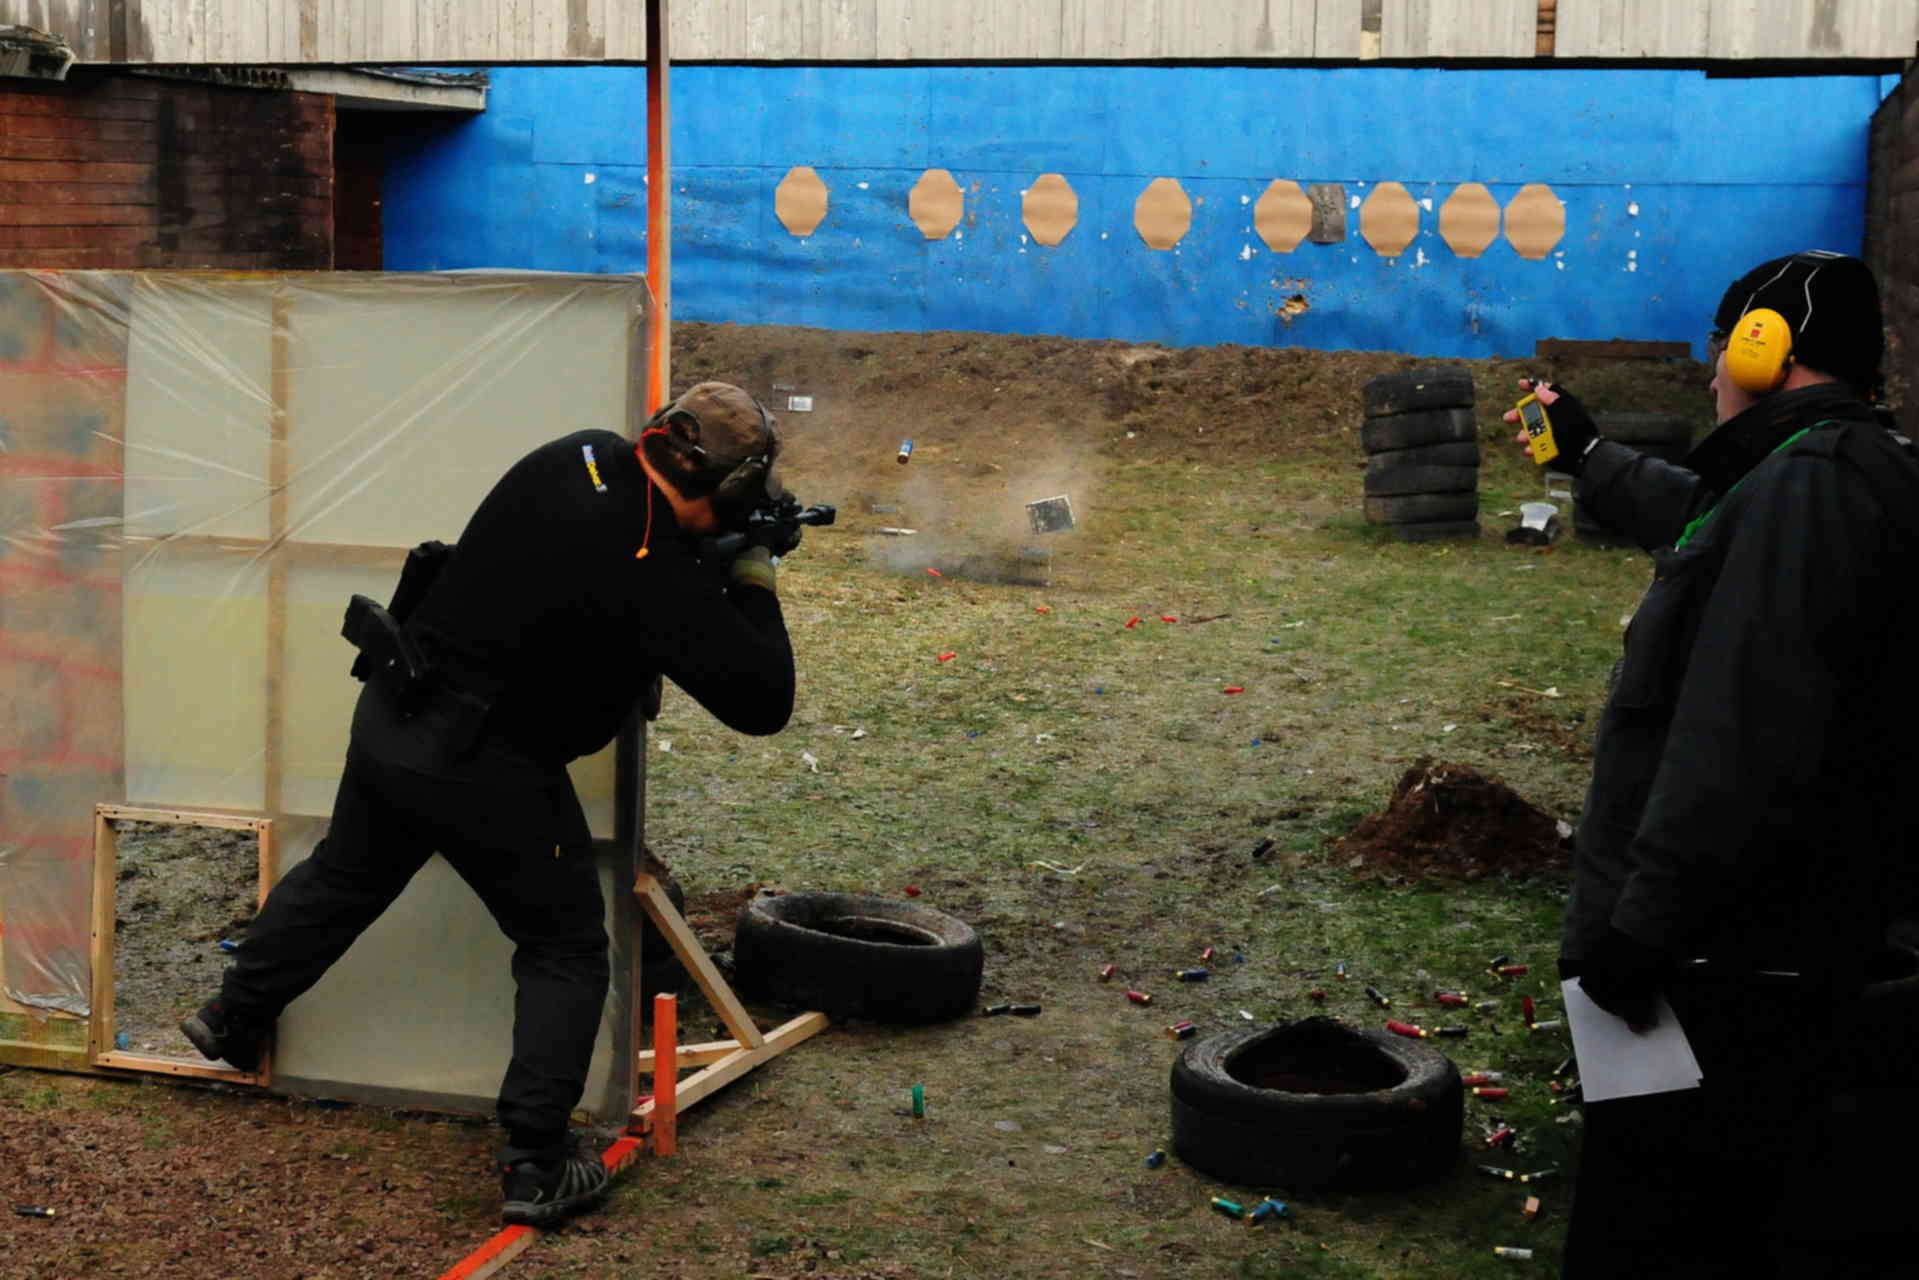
1563;981;1919;1279
220;682;608;1159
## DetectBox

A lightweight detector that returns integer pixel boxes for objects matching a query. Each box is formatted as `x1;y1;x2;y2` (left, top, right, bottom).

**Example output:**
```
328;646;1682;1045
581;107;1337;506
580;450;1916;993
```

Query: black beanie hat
1712;251;1884;396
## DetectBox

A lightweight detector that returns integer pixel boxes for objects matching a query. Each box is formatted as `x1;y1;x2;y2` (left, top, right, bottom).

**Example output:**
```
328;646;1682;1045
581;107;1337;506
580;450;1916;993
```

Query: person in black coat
1511;252;1919;1278
181;382;800;1227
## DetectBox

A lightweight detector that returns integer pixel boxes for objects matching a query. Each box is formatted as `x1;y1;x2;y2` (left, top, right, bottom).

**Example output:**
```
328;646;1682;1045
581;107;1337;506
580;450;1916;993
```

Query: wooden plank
94;1050;267;1083
265;286;290;817
0;134;156;163
87;808;117;1061
0;205;153;227
95;805;271;831
637;1039;746;1067
0;160;155;184
0;181;151;205
646;1013;828;1113
635;872;764;1047
0;248;133;268
0;224;147;249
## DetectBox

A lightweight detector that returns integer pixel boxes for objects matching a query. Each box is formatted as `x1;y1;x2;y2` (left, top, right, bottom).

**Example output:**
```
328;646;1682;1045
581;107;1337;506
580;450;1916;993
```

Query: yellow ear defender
1724;306;1794;394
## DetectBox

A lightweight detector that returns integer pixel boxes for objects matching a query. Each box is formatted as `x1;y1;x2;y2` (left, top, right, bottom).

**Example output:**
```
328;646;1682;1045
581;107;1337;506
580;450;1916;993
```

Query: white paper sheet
1561;978;1703;1102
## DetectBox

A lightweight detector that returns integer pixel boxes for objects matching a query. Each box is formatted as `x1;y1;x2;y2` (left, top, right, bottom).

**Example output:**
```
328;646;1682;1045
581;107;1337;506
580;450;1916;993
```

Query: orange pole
652;992;678;1156
644;0;671;413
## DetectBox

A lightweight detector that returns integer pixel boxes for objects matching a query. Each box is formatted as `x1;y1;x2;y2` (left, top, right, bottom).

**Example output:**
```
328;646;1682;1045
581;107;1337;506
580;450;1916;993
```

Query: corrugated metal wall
28;0;1919;64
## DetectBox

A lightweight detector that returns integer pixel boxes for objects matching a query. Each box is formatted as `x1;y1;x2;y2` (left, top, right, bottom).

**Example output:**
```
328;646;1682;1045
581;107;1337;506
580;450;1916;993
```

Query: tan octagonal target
909;169;963;240
1439;183;1500;258
1133;178;1192;251
1504;183;1565;260
1254;180;1312;253
1359;182;1420;257
775;165;829;238
1022;173;1078;247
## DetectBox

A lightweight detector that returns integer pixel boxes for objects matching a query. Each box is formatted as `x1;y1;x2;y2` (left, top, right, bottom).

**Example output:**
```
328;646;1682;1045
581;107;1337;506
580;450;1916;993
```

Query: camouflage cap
651;381;783;500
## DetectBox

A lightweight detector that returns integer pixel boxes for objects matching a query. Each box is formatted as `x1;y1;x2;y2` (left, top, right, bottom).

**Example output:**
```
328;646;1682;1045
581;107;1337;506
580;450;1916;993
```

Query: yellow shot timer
1516;393;1559;466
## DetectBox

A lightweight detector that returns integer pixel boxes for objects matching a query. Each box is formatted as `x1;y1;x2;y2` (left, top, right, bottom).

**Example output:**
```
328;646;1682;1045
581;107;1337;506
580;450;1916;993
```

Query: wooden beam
634;872;763;1049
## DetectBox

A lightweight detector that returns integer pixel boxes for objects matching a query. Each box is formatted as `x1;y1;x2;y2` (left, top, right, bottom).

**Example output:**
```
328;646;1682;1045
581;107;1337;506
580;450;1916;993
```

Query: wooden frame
627;868;826;1135
88;804;274;1085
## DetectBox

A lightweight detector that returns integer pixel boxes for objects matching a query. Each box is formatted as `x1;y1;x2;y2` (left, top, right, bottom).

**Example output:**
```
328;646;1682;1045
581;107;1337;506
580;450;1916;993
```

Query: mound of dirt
1335;758;1571;882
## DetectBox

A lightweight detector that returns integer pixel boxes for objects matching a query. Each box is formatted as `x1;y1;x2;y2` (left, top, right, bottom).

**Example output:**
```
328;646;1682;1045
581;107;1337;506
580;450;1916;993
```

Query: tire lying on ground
733;891;984;1023
1170;1016;1464;1190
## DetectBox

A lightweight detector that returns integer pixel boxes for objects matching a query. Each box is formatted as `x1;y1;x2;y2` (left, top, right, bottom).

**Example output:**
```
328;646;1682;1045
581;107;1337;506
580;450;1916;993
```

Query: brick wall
0;70;335;271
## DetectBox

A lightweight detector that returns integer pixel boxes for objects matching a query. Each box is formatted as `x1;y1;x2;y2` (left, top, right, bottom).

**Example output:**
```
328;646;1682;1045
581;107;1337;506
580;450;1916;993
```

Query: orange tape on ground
435;1135;649;1280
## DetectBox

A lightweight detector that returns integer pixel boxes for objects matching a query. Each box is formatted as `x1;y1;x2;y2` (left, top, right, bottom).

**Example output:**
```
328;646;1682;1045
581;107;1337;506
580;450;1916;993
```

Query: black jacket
1564;384;1919;988
407;429;795;764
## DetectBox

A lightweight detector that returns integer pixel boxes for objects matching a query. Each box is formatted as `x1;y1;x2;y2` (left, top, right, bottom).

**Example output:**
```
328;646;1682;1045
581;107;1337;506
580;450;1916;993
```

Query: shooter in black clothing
182;382;798;1226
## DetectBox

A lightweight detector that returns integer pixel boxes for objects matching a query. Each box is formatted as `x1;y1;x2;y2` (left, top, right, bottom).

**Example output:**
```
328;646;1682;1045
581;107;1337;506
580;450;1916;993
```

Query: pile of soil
1334;758;1572;882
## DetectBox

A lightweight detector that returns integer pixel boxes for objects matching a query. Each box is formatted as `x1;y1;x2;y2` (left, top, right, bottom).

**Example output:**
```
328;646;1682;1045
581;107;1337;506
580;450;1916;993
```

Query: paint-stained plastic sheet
0;271;643;1120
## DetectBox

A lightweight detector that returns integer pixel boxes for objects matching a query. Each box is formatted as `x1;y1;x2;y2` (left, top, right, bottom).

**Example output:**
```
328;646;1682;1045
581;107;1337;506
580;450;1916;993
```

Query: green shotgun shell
910;1084;925;1118
1210;1196;1245;1220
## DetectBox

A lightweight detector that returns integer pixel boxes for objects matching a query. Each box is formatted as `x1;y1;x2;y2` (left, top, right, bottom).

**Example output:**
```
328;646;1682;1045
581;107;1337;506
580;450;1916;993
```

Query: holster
350;540;453;682
342;594;432;703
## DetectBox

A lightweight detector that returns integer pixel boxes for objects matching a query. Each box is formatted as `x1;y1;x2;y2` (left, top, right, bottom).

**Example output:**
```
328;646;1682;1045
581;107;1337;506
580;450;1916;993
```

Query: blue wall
382;66;1896;359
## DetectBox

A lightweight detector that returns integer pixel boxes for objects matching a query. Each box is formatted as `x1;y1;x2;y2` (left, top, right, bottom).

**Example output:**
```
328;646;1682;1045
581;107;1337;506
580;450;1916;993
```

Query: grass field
0;337;1701;1279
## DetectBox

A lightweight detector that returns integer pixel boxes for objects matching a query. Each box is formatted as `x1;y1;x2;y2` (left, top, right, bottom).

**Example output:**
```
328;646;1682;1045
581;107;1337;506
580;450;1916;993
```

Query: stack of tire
1572;412;1698;546
1359;366;1481;542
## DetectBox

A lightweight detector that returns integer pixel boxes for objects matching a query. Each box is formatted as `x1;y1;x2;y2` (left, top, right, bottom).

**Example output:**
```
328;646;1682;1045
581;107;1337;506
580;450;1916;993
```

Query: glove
1526;381;1601;475
728;544;777;595
749;518;804;558
1577;926;1669;1030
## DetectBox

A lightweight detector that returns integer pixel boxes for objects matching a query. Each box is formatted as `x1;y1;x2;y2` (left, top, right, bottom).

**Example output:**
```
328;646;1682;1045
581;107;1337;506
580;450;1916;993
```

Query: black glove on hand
1530;382;1601;475
1578;926;1669;1030
749;519;803;558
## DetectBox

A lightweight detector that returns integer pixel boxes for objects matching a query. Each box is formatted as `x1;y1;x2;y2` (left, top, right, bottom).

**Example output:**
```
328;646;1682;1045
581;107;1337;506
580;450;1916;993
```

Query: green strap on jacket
1672;426;1815;550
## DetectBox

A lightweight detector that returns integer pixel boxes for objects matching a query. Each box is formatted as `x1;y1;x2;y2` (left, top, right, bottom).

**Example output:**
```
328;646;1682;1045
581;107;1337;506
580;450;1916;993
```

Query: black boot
500;1137;611;1227
179;999;270;1072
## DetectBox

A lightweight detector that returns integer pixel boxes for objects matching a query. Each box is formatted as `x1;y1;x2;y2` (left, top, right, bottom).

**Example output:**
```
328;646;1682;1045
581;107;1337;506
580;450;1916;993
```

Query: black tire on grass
732;891;984;1024
1359;408;1480;454
1363;463;1480;497
1362;367;1476;418
1169;1019;1463;1189
1364;491;1478;525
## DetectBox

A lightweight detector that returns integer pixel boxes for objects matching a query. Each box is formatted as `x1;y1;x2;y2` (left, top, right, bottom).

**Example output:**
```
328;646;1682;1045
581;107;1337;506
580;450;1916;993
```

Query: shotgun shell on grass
13;1207;55;1219
1165;1020;1198;1040
1385;1020;1427;1039
1479;1165;1519;1181
1494;964;1529;977
1335;961;1347;979
1098;963;1118;982
1472;1086;1511;1100
1246;1198;1290;1225
1519;1168;1559;1184
1364;985;1391;1008
1175;968;1209;982
910;1084;925;1118
1523;1195;1542;1219
982;1004;1013;1016
1522;995;1536;1025
1126;989;1153;1005
1200;946;1216;963
1474;999;1502;1013
1210;1197;1245;1220
1145;1149;1166;1169
1485;1127;1517;1149
1461;1072;1502;1086
1530;1019;1565;1033
1493;1246;1534;1260
1433;1026;1469;1038
1010;1003;1043;1016
1435;991;1469;1007
897;438;914;464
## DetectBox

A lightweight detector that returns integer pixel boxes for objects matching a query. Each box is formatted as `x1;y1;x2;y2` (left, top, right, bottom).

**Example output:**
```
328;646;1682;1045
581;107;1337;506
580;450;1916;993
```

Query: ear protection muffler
641;393;779;509
1725;306;1794;394
1721;250;1844;395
